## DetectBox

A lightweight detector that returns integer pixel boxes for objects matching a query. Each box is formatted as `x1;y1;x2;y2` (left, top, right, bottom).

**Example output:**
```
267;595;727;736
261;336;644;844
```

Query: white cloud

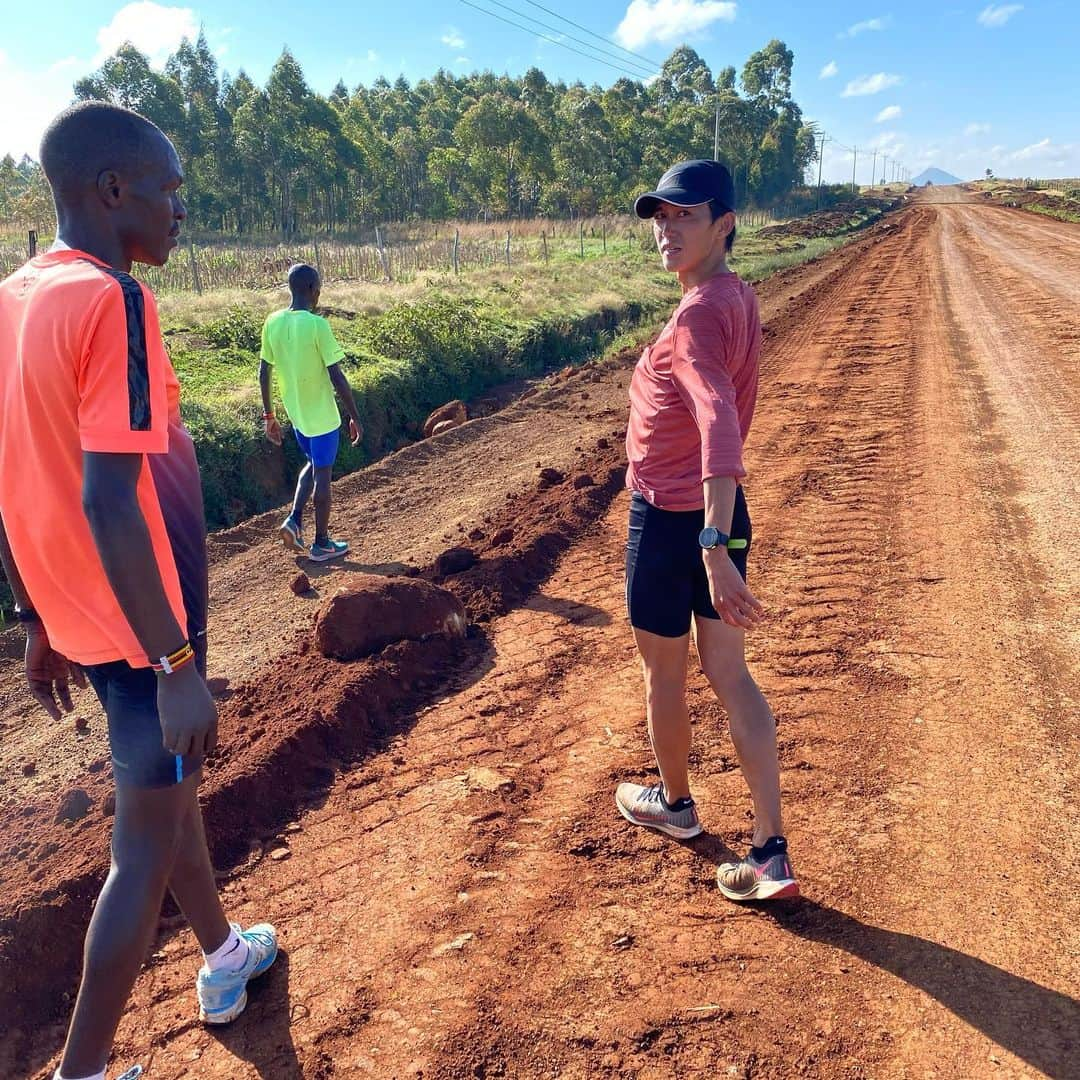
441;27;466;49
0;49;81;159
95;2;200;66
454;56;472;67
840;16;891;38
977;4;1022;27
842;72;902;97
614;0;737;51
1009;137;1077;165
819;60;838;79
367;49;380;63
875;104;902;122
964;122;991;136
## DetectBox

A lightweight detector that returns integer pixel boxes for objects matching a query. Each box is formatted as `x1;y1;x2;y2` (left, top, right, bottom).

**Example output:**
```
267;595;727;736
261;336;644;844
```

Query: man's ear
96;169;123;208
720;210;736;241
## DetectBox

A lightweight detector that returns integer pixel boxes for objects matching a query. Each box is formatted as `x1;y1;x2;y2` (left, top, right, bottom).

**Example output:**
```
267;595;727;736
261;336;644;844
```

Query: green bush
204;305;262;351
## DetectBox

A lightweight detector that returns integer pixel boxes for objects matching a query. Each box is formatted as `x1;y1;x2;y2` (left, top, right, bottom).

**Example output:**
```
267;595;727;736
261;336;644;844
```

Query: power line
481;0;658;78
456;0;656;80
521;0;662;70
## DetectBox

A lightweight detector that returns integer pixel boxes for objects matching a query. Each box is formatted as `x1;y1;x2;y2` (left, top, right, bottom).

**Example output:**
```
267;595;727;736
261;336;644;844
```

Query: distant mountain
911;167;963;187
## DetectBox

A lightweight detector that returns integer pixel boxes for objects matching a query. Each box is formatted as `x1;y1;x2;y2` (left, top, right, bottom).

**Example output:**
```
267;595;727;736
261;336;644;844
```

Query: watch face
699;527;721;549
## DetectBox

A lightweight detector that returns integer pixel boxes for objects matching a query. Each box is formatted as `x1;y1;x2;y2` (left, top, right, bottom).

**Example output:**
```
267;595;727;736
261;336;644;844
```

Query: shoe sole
198;945;278;1025
615;796;703;840
715;873;801;902
279;526;305;553
201;987;248;1025
308;547;348;563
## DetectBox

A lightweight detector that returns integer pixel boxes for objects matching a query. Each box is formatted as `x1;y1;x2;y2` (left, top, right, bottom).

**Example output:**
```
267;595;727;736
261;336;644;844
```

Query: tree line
1;37;817;236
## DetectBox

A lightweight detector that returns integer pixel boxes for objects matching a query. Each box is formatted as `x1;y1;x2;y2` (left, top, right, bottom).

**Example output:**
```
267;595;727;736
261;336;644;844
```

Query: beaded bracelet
151;641;196;675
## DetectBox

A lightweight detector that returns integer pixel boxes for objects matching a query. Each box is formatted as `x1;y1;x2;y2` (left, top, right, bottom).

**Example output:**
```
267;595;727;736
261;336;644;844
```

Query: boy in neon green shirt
259;264;363;562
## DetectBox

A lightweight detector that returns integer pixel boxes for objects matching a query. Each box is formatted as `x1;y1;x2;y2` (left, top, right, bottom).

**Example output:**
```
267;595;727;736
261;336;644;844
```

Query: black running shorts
625;486;751;638
83;640;207;788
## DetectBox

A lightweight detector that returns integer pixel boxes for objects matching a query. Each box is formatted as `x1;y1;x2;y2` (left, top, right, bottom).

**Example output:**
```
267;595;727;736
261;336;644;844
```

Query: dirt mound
0;437;627;1038
315;575;467;660
758;198;899;241
423;399;467;437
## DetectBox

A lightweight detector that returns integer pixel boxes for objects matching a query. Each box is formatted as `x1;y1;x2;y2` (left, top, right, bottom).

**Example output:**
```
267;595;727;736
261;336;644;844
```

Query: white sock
204;926;249;973
54;1070;106;1080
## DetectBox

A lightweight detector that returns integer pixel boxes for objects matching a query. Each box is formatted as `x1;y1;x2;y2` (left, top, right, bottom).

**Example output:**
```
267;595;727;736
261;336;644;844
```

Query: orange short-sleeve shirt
0;249;206;667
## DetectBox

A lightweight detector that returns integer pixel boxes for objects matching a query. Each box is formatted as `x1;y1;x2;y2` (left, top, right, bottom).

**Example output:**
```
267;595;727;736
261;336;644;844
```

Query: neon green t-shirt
260;309;346;437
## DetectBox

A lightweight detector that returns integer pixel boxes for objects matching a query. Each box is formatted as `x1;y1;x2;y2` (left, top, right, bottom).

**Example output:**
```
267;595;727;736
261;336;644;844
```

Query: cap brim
633;188;711;218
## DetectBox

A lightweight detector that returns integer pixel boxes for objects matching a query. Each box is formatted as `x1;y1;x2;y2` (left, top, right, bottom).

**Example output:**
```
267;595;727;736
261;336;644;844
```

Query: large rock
315;574;467;660
423;399;467;438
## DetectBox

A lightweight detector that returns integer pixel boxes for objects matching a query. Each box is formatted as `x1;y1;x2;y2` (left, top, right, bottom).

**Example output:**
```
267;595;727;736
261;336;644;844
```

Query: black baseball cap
634;159;736;219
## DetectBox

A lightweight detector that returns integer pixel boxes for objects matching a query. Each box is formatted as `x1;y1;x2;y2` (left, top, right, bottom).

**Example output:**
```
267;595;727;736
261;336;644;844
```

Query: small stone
285;823;302;833
102;795;116;817
612;934;634;950
290;572;311;596
74;716;89;732
433;932;474;955
572;474;595;490
21;761;36;777
596;437;610;449
56;788;92;823
269;847;292;861
491;528;515;547
538;467;565;488
87;758;107;774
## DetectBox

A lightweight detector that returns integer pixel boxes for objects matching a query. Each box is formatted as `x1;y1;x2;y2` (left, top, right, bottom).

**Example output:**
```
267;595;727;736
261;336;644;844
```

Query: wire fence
1;207;794;292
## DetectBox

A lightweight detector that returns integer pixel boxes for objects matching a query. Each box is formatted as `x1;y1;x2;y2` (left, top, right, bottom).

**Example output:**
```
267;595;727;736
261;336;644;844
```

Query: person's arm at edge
327;363;363;446
0;512;86;718
82;452;217;756
259;359;282;445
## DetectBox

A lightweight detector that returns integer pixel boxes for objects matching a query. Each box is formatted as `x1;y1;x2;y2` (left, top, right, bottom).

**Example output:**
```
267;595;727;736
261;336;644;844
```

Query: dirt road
3;193;1077;1078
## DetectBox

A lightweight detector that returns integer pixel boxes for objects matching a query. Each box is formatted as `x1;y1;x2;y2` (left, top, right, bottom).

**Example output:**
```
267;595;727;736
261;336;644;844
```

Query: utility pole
851;146;858;195
816;131;828;210
871;150;878;191
714;102;720;162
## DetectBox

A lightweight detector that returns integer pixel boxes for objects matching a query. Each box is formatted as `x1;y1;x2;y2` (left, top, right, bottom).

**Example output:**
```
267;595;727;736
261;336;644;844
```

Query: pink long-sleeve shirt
626;271;760;511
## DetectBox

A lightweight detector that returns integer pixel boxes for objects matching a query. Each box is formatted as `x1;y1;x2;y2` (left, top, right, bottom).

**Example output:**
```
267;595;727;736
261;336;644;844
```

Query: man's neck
288;299;315;312
54;217;131;272
678;250;730;292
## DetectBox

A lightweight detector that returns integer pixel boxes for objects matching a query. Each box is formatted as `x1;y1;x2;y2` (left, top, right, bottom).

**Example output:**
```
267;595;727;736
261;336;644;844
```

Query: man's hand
348;418;363;446
703;549;764;630
157;663;218;758
25;624;86;720
264;415;283;446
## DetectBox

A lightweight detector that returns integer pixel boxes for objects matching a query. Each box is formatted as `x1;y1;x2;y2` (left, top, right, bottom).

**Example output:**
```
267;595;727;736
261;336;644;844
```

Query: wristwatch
698;526;731;550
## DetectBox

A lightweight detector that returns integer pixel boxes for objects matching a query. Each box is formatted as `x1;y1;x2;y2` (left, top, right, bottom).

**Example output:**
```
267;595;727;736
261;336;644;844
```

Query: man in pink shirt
616;160;798;901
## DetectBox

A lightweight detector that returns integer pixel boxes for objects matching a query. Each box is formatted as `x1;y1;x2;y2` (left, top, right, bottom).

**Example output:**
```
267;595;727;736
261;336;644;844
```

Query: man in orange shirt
0;102;276;1080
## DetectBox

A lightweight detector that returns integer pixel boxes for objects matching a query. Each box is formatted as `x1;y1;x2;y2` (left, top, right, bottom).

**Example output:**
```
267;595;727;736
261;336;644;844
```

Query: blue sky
2;1;1076;182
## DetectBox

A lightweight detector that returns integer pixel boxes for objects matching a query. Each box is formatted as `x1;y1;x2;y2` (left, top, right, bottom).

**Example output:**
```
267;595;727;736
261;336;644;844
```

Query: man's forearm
83;456;186;662
330;369;363;427
0;513;34;611
259;361;273;414
703;475;737;534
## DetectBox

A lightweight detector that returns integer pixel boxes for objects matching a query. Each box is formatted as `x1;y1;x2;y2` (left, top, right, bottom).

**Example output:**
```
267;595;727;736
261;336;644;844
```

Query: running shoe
614;782;702;840
116;1069;143;1080
716;848;800;901
279;516;306;553
197;922;278;1024
309;538;349;562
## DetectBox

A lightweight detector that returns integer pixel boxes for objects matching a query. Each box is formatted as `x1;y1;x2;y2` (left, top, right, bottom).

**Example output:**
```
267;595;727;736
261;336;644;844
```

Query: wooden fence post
452;229;460;275
28;230;37;258
313;235;321;274
505;230;511;266
602;224;606;254
187;237;203;294
579;221;584;257
541;230;548;261
375;226;391;281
